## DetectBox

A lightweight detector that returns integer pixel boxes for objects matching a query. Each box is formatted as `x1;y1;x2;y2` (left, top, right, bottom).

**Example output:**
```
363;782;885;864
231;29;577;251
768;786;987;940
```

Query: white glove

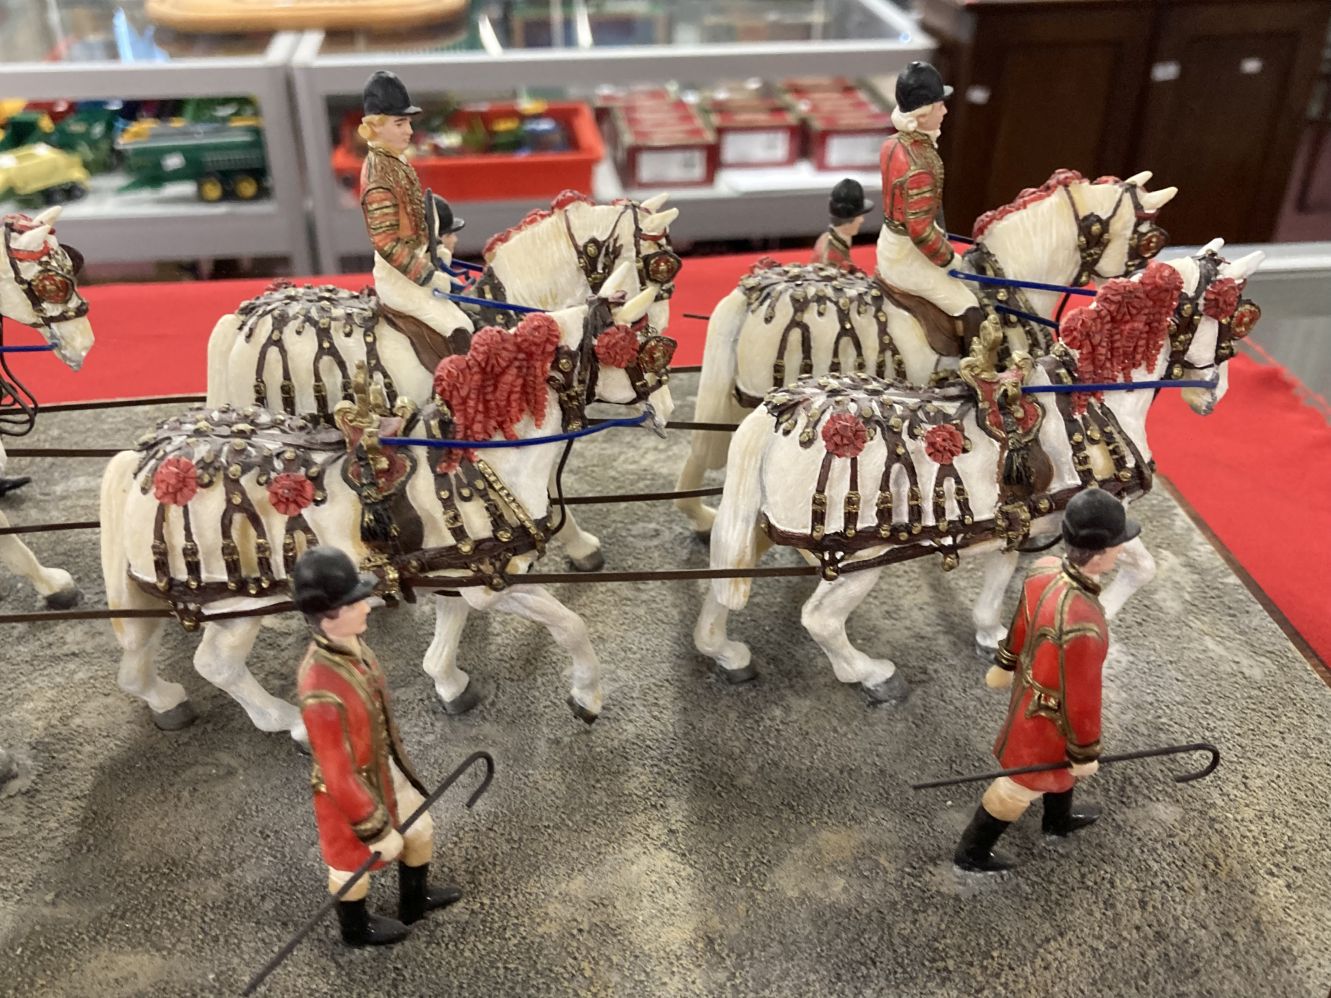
366;827;404;862
1069;759;1099;779
985;665;1014;690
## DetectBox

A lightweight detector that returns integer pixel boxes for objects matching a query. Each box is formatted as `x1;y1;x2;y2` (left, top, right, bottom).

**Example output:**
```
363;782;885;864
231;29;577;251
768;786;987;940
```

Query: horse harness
1164;249;1261;381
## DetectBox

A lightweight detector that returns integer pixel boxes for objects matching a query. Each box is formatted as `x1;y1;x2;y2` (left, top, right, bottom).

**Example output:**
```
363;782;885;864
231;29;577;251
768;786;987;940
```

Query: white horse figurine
695;245;1262;702
205;191;679;571
0;207;96;607
101;283;674;739
675;170;1177;536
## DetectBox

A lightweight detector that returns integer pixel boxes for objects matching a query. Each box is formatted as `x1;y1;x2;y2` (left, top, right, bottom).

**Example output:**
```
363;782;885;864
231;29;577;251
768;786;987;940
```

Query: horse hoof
44;587;82;610
864;671;909;705
0;475;32;499
693;528;712;546
568;549;605;573
442;683;480;716
566;696;599;725
151;701;198;731
974;640;997;662
714;662;758;685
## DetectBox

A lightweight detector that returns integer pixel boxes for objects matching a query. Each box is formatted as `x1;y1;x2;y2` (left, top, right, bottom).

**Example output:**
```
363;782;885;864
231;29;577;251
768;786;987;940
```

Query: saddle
874;278;985;358
378;301;472;372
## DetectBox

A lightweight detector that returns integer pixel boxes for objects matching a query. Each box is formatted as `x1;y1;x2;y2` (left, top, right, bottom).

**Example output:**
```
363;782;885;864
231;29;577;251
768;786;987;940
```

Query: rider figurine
811;178;873;268
293;546;462;945
954;489;1140;873
877;61;984;337
430;194;466;271
358;71;459;334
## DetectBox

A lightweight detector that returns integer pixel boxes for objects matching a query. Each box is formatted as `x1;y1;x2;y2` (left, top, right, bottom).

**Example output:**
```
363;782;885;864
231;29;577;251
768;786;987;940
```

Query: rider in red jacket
954;489;1141;873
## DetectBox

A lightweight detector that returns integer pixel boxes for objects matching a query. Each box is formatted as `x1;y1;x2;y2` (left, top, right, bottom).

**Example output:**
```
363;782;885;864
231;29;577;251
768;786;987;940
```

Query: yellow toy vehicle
0;143;90;206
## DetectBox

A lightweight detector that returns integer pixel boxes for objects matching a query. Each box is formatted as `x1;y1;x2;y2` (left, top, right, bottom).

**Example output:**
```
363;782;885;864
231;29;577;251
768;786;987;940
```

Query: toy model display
0;207;94;607
0;144;90;207
811;177;873;267
116;119;268;202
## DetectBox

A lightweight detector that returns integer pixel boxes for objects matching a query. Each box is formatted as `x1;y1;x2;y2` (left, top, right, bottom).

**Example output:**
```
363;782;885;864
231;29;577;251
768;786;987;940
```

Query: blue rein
950;269;1096;298
1023;379;1214;394
381;410;651;450
432;288;548;314
0;344;56;353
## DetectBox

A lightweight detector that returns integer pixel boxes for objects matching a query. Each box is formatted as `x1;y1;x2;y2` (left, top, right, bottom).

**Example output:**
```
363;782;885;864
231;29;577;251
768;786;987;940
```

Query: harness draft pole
910;741;1220;790
241;750;495;997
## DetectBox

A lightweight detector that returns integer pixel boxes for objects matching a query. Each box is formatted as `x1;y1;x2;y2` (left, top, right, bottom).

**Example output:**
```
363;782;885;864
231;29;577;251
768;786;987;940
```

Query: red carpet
7;248;1329;671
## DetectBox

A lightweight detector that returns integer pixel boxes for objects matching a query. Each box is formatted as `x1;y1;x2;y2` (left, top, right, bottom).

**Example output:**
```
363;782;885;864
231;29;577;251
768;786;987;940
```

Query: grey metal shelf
291;0;931;271
0;27;311;272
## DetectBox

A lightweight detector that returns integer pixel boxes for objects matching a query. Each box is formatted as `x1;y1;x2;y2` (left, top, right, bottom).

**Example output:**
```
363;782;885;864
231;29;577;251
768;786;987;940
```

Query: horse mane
482;189;598;260
1059;260;1182;412
972;170;1122;240
431;313;563;471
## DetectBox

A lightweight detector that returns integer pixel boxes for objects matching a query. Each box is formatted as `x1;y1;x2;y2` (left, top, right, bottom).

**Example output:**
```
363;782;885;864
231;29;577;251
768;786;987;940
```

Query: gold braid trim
1066;739;1102;764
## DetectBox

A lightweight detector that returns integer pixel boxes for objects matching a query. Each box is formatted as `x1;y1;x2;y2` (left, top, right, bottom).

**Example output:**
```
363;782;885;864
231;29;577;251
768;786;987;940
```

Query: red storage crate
807;110;893;171
613;107;717;189
330;100;604;202
709;107;801;167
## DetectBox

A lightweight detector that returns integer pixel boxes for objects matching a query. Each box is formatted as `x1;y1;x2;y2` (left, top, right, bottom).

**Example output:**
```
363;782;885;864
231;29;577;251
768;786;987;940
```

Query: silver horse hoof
151;700;199;731
863;671;909;705
44;587;82;610
442;683;481;716
566;696;599;725
568;549;605;573
715;662;758;685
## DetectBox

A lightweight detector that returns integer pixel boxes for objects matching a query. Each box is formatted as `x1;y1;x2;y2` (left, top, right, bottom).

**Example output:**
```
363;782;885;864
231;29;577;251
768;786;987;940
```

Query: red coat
879;129;954;268
360;145;435;286
991;557;1107;793
812;228;854;268
297;634;427;871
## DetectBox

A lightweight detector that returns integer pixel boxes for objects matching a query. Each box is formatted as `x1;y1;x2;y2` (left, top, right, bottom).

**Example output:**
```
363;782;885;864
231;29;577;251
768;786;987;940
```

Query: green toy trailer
116;119;268;202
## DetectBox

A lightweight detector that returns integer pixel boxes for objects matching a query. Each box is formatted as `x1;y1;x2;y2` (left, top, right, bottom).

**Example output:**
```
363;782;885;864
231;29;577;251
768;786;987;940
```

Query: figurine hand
367;828;404;863
985;665;1014;690
1069;760;1099;779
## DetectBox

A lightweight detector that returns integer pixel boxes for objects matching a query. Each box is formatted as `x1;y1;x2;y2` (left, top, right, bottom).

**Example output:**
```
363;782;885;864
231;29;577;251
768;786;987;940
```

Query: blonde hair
358;114;390;142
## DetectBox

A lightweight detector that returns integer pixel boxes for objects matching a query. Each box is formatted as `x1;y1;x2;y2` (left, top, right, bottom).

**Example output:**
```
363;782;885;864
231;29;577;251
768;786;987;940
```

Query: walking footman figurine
811;178;873;268
954;489;1140;873
293;546;462;945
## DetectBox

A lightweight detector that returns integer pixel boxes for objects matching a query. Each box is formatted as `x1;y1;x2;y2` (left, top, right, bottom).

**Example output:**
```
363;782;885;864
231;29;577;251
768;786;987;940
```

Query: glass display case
291;0;933;270
0;0;310;271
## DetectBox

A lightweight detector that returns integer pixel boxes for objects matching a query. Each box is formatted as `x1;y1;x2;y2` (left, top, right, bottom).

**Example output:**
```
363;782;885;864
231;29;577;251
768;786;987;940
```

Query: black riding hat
431;193;466;235
829;178;874;220
895;61;953;114
362;70;422;117
292;547;378;615
1061;489;1141;551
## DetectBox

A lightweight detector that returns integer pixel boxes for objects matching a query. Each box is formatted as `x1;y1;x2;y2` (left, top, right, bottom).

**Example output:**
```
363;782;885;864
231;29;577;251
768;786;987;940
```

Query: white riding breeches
874;227;979;317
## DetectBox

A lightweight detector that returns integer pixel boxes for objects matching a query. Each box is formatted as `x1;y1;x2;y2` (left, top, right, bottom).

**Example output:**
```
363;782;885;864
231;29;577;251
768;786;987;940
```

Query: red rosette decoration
924;424;965;465
594;324;640;369
267;472;315;517
821;412;868;459
153;456;198;506
1230;300;1260;339
1202;277;1241;321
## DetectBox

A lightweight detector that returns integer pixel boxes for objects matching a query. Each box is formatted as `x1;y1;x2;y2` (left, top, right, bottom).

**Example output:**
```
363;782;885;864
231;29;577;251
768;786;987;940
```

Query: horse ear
1139;186;1177;212
638;192;670;212
1123;171;1153;188
613;286;656;325
600;260;635;298
1199;237;1225;255
13;224;50;253
1224;249;1265;281
641;208;678;235
33;205;62;227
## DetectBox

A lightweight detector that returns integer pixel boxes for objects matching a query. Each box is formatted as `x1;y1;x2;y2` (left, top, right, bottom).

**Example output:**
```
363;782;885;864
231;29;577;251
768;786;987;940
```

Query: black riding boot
335;897;410;947
1042;789;1101;836
953;805;1017;873
398;863;463;925
0;476;31;498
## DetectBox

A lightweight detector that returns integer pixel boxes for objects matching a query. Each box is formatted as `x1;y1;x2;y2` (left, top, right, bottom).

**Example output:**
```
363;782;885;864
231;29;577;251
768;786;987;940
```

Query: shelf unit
0;18;311;273
291;0;934;271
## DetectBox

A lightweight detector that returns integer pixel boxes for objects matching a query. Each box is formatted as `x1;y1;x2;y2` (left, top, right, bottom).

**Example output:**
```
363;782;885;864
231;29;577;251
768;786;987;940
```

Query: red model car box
806;109;894;170
708;107;801;167
613;106;717;188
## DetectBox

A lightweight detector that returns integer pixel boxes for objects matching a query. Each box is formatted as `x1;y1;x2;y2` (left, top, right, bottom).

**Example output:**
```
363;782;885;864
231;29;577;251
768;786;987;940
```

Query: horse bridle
1063;183;1168;286
0;215;88;437
1165;250;1261;380
563;202;682;304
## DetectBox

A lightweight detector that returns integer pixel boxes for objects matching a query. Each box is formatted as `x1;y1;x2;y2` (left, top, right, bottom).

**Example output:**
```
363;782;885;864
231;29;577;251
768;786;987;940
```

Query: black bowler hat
292;547;378;615
362;70;422;117
431;193;466;235
829;178;874;220
895;61;953;114
1062;489;1141;551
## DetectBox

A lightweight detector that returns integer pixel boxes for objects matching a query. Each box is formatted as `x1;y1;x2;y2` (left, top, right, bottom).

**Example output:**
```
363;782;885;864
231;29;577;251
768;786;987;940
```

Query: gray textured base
1;377;1329;998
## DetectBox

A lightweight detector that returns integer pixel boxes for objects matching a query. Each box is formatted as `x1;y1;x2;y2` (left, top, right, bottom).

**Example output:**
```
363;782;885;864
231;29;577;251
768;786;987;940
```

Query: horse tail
709;410;773;611
100;450;141;641
205;310;243;409
692;289;750;471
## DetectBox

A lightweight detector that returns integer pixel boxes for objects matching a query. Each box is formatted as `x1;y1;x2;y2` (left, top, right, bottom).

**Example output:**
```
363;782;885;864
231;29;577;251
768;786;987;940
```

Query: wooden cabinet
918;0;1331;243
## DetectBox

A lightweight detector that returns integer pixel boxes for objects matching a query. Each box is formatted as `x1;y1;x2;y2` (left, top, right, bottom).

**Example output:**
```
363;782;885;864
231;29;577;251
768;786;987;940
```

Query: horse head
1;206;94;371
973;170;1177;292
1164;239;1264;415
483;191;680;333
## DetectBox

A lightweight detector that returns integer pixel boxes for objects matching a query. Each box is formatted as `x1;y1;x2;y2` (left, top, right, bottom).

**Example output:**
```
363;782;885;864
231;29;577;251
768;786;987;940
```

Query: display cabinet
0;0;311;272
291;0;935;271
